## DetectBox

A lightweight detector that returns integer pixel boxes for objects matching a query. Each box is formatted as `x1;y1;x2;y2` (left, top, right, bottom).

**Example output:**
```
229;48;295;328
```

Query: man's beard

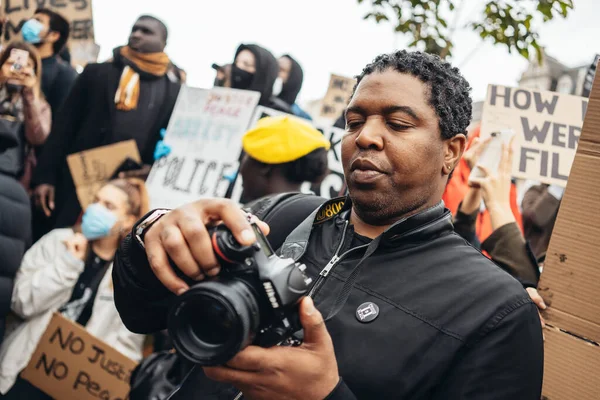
349;186;430;227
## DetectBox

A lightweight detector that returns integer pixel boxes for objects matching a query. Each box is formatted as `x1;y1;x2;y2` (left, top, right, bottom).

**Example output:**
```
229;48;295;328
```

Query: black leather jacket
113;197;543;400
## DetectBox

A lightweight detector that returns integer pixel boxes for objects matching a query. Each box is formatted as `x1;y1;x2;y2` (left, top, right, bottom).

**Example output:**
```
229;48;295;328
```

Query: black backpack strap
242;193;329;254
242;192;302;220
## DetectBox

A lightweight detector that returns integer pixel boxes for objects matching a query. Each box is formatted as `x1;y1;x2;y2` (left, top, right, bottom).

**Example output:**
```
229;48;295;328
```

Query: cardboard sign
21;313;137;400
2;0;96;67
581;54;599;98
146;86;261;209
243;106;347;200
481;84;588;187
70;39;101;69
67;140;141;209
319;74;355;121
537;72;600;399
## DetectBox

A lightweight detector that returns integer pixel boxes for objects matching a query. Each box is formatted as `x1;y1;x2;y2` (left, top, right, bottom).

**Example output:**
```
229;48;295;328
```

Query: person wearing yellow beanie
239;115;331;203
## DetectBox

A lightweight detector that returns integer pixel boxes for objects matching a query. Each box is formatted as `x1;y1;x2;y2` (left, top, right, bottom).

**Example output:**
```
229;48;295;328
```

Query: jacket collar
328;197;454;244
381;201;453;244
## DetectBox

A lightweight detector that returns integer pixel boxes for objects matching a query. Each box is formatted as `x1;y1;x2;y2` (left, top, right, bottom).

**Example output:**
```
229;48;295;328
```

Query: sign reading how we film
21;313;136;400
481;84;588;187
146;86;260;209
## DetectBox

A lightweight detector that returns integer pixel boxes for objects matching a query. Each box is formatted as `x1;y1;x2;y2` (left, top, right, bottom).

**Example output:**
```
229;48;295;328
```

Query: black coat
112;197;543;400
0;173;31;343
32;61;181;228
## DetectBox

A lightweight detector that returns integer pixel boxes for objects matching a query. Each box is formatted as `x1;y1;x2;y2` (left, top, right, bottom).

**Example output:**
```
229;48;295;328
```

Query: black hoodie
0;138;31;344
233;44;290;112
278;55;304;106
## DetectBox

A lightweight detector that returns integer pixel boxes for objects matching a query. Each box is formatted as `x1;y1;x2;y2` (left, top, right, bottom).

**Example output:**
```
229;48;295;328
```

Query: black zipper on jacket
307;220;370;300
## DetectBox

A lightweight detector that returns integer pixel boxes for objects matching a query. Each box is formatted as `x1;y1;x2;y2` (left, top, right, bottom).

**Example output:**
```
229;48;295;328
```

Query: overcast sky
92;0;599;105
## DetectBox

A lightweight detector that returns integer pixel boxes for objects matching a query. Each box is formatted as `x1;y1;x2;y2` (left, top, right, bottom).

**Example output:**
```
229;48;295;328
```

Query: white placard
146;86;260;209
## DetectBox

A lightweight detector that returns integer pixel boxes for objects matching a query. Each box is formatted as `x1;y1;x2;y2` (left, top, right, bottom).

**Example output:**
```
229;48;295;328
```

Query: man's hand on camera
204;297;340;400
144;198;270;295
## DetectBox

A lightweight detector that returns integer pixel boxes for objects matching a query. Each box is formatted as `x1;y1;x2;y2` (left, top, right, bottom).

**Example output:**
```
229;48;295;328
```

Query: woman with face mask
0;179;149;399
0;41;51;192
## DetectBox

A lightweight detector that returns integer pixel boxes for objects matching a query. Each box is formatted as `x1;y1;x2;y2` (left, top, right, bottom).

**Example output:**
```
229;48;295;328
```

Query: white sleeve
547;184;565;200
11;230;84;319
115;328;145;362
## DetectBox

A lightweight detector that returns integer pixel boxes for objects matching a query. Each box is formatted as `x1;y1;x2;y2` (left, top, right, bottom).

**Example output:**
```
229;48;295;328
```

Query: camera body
168;221;313;366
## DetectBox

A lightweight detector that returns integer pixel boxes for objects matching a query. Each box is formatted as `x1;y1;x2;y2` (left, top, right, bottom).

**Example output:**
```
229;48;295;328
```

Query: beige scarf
114;46;170;111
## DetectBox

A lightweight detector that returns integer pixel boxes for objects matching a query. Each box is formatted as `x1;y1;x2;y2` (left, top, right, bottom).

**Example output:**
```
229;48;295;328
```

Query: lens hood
168;279;260;365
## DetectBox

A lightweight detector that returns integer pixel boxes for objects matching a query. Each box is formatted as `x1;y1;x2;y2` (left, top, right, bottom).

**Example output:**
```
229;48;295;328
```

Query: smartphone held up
468;129;516;184
9;49;29;73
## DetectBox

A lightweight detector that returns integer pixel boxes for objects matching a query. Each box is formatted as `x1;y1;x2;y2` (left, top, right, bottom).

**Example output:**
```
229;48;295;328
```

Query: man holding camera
113;51;543;399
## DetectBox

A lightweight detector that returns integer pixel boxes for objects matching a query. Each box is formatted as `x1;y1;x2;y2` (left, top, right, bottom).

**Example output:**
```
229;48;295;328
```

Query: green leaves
360;0;574;61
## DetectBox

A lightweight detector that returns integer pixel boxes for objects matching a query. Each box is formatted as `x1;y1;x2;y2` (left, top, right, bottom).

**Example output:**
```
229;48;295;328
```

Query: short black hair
35;8;70;55
354;50;473;139
280;148;329;184
138;15;168;42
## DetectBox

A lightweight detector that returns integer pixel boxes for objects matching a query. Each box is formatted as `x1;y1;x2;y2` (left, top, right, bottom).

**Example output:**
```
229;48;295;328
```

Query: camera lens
187;299;233;345
168;279;261;366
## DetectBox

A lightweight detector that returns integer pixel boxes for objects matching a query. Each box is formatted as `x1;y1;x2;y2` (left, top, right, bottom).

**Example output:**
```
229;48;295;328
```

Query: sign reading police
481;84;588;187
146;86;260;209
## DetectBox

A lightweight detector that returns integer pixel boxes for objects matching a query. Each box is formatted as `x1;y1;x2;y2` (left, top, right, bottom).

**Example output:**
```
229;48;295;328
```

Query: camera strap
279;207;320;261
279;197;347;261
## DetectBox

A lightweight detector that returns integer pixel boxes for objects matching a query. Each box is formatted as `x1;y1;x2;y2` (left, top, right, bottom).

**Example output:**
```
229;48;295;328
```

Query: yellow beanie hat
242;116;331;164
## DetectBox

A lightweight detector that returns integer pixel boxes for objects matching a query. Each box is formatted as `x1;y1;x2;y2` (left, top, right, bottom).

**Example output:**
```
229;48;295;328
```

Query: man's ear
442;133;467;176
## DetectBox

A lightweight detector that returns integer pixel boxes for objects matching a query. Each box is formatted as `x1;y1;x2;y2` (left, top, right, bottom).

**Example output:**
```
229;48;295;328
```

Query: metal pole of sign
223;150;244;200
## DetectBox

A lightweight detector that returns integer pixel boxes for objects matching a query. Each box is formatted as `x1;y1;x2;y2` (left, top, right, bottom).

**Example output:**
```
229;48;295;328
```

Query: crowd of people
0;8;581;400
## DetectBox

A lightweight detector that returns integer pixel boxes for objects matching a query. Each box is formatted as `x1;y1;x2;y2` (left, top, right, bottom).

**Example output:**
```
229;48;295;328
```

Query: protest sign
581;54;599;98
481;84;588;187
537;70;600;400
243;106;347;200
319;74;355;121
21;312;136;400
67;140;141;209
2;0;96;67
146;86;260;209
70;39;100;68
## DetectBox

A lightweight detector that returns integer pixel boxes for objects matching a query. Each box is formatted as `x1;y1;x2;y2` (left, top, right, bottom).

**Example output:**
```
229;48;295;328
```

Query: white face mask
272;77;283;97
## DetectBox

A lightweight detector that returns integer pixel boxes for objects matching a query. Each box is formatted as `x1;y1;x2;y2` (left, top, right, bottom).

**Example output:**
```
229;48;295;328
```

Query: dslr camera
167;220;313;366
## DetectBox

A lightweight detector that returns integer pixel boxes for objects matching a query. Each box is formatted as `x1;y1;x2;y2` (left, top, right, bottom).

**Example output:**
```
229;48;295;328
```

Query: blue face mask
81;203;118;240
21;19;45;44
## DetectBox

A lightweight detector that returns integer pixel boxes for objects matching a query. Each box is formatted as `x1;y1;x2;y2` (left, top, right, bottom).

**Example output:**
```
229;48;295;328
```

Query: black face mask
231;65;254;90
5;83;23;95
